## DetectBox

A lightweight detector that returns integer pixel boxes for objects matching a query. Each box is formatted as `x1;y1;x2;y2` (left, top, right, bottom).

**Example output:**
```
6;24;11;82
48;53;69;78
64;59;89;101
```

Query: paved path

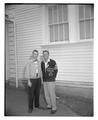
5;87;78;116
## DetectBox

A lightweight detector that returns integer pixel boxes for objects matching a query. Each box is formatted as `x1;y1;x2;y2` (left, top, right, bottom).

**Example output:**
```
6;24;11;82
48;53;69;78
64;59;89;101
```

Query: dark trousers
28;78;41;110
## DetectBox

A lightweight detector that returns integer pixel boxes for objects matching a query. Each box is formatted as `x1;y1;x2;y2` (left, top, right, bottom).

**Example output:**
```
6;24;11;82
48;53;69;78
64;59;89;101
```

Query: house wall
14;5;43;83
6;4;93;88
42;41;93;87
42;5;93;87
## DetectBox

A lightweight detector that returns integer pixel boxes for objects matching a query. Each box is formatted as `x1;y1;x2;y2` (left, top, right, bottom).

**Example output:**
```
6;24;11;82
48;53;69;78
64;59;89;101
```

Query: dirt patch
56;92;93;116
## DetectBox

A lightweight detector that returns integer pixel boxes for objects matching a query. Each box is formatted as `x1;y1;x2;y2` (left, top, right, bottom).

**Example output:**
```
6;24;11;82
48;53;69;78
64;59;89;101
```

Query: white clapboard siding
42;41;93;87
12;5;93;88
15;5;42;81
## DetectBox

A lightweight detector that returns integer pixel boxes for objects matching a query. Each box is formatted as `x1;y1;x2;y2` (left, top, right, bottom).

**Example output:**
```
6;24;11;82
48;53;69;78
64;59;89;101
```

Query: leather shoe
50;110;57;114
28;109;33;113
35;106;45;110
46;107;51;109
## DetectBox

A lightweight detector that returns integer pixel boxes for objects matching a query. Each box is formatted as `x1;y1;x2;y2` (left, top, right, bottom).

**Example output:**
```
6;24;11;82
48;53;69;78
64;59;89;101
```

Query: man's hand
28;80;32;87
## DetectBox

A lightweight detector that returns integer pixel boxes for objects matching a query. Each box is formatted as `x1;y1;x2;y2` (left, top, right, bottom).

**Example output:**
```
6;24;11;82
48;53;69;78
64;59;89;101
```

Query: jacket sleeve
24;63;30;80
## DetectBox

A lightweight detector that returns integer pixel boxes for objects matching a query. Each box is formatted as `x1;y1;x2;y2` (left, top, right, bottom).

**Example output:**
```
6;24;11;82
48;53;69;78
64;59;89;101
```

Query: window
48;5;69;43
79;5;94;40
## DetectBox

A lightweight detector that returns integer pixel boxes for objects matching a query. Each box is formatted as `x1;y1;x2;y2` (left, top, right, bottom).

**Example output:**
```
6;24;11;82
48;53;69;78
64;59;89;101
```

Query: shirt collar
32;59;38;63
44;58;50;63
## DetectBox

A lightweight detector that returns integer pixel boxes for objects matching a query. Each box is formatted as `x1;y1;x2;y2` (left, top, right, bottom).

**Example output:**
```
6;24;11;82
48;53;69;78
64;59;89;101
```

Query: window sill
46;41;69;45
41;39;93;47
79;39;93;42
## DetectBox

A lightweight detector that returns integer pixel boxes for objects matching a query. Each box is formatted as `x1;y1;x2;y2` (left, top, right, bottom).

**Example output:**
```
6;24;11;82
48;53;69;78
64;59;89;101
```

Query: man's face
43;52;49;61
32;52;38;60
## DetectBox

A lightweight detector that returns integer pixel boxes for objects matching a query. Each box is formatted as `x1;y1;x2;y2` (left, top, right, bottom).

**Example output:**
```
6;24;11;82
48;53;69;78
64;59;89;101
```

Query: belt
30;78;41;80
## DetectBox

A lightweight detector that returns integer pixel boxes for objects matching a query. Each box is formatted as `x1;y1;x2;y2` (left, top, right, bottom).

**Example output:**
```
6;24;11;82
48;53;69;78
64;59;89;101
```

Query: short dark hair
43;50;49;55
32;50;38;54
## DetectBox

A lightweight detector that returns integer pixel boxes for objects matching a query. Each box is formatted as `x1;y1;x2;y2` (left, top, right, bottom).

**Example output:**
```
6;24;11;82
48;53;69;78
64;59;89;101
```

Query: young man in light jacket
25;50;42;113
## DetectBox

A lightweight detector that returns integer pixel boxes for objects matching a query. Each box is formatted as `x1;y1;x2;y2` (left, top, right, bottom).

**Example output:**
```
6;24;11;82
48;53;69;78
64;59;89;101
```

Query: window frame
79;5;94;41
41;5;94;47
48;5;69;44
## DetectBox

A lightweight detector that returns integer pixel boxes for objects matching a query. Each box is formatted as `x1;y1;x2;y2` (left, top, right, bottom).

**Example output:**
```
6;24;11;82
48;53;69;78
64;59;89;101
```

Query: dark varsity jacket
41;59;58;82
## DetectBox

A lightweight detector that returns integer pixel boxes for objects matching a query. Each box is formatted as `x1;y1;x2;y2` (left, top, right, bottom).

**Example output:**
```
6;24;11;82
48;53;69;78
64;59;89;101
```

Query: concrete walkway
5;86;78;116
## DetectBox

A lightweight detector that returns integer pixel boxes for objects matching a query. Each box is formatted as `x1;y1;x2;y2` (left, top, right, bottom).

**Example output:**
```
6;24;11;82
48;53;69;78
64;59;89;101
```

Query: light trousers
43;81;56;110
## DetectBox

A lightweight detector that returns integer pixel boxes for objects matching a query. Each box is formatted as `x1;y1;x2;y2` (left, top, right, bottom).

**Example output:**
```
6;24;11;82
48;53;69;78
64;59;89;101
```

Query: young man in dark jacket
41;50;58;114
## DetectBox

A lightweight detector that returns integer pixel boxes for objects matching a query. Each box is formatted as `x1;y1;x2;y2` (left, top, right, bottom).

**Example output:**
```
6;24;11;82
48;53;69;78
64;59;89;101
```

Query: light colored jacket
25;59;42;79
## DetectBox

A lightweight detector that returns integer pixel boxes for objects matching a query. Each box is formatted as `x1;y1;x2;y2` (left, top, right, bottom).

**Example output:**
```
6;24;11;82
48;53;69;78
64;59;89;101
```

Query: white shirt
34;61;39;74
44;58;50;69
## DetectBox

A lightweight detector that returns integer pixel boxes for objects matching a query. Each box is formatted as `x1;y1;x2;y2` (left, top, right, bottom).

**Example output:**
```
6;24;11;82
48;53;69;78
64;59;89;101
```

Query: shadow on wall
5;108;18;116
